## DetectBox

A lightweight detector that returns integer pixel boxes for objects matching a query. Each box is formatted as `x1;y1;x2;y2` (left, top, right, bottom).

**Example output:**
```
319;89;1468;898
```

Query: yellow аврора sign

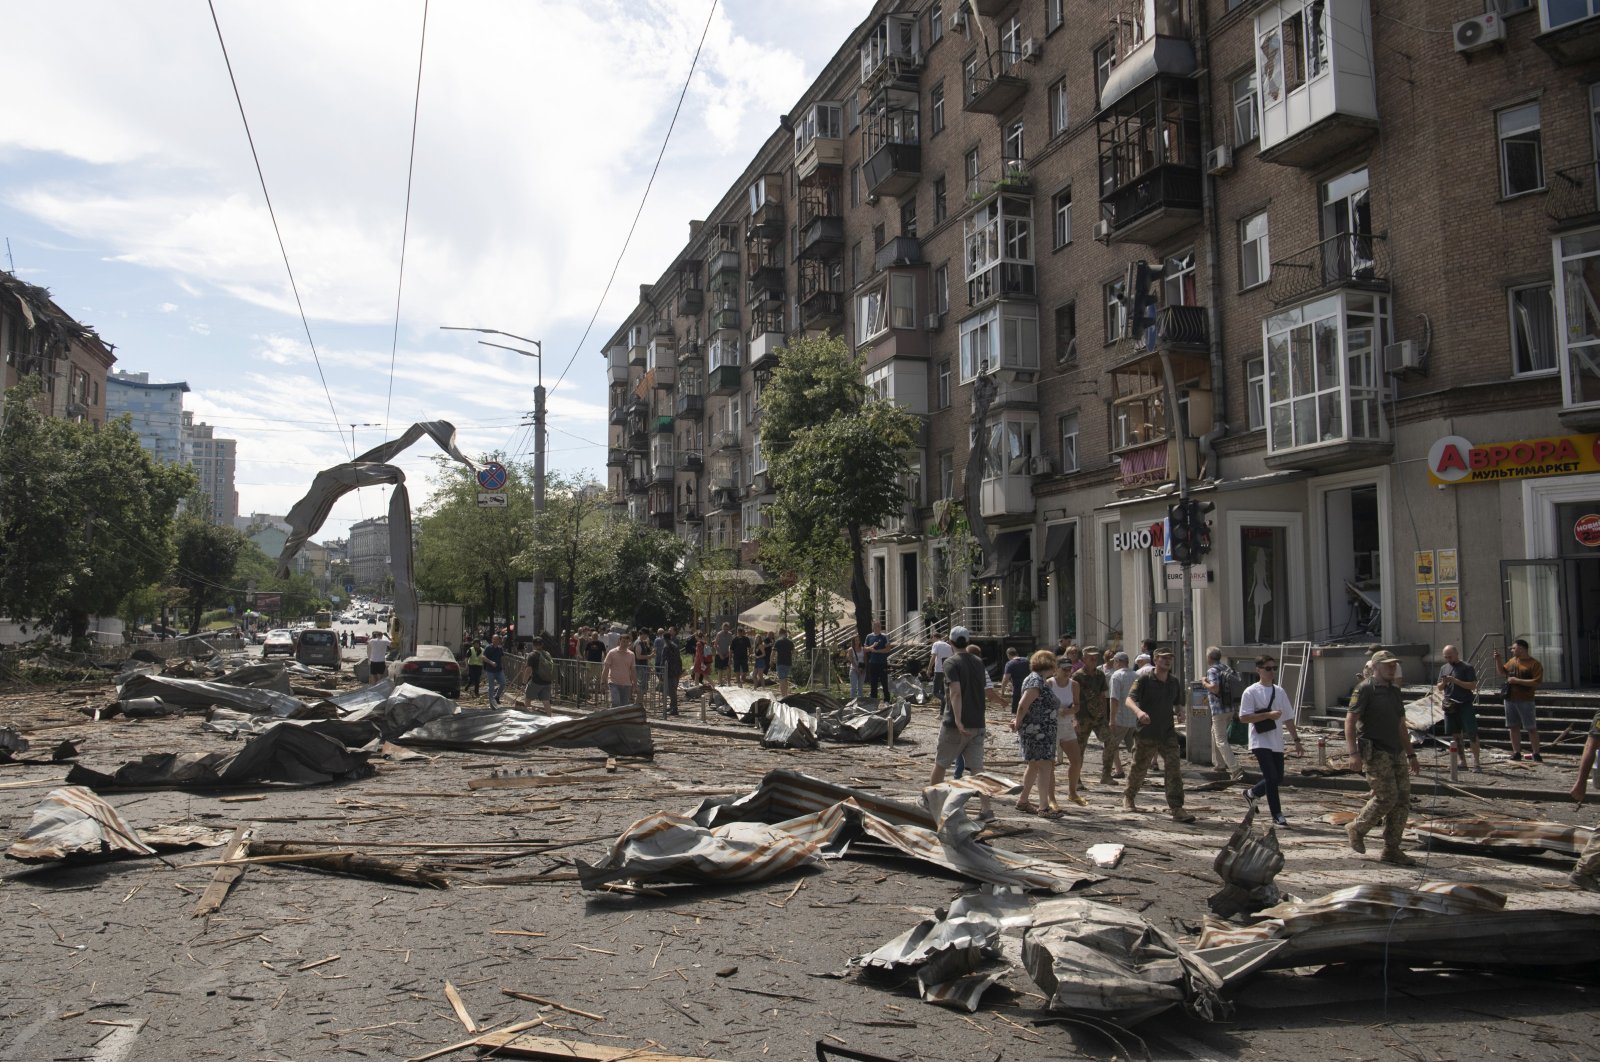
1427;433;1600;485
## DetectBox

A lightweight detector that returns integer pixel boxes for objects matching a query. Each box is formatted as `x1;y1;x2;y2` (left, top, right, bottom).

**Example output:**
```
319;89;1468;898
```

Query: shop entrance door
1501;560;1567;687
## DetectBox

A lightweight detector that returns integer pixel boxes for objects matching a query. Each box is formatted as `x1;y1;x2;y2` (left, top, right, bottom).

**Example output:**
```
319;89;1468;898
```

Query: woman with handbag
1239;654;1294;825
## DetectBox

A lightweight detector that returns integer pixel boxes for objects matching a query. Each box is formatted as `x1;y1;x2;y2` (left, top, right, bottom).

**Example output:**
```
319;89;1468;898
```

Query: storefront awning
1041;523;1074;572
977;530;1031;582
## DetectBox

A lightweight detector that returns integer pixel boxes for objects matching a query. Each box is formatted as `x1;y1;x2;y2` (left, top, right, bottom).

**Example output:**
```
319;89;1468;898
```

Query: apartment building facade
603;0;1600;686
2;270;116;427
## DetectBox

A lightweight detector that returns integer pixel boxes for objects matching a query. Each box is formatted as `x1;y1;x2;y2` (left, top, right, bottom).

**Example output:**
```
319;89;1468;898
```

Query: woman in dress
1010;649;1060;814
1051;659;1086;806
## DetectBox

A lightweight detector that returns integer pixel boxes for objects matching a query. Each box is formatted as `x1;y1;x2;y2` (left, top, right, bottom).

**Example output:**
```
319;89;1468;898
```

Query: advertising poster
1416;588;1437;623
1436;548;1458;584
1439;588;1460;623
1414;550;1435;585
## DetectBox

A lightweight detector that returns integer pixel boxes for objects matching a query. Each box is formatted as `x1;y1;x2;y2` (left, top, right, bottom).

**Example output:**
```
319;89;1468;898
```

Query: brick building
602;0;1600;689
1;270;115;427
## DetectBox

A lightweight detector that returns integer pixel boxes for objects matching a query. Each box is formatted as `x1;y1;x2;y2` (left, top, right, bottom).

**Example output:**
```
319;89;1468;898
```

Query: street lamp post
439;326;547;638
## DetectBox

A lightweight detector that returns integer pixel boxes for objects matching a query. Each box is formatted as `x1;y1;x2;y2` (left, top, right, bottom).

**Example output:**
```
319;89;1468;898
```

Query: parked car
262;629;295;657
351;631;369;645
396;644;461;698
294;628;340;670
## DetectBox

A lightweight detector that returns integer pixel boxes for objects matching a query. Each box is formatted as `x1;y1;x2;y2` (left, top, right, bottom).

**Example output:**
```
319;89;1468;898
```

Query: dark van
295;628;341;670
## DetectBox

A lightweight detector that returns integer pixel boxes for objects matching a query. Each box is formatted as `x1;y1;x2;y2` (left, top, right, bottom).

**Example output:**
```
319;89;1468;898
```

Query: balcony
1097;74;1202;244
746;247;784;288
678;450;704;472
609;403;626;426
1109;346;1212;490
606;447;626;467
794;101;844;180
964;54;1028;116
1267;231;1390;307
652;365;676;390
864;142;920;198
1538;7;1600;63
708;336;742;395
646;510;674;530
749;321;785;372
652;460;675;484
979;473;1034;519
799;214;844;260
874;236;923;271
681;506;703;525
799;287;845;329
1134;305;1210;355
711;428;742;453
628;331;648;366
709;483;739;513
1101;164;1202;245
679;287;704;316
709;248;740;283
750;199;785;240
1254;0;1378;168
1113;437;1199;492
859;13;923;88
969;0;1012;15
626;475;649;495
675;392;705;419
607;346;629;384
678;336;702;363
1548;163;1600;229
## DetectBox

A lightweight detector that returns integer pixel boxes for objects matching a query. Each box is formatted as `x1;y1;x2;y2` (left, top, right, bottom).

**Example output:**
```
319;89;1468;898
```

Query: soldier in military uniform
1345;649;1420;866
1072;646;1116;784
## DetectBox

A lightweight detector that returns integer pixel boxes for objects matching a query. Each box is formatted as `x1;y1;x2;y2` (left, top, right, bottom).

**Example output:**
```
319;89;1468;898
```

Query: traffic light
1168;501;1194;565
1188;499;1216;561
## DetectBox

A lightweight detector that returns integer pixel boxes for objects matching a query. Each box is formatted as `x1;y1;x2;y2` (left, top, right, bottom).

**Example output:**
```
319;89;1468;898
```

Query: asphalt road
1;678;1596;1061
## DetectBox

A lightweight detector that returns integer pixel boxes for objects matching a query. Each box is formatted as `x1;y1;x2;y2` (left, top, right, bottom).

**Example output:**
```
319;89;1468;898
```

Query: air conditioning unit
924;312;943;332
1383;339;1421;375
950;10;968;31
1029;455;1057;476
1092;219;1112;242
1205;144;1234;176
1454;12;1503;54
1020;38;1040;63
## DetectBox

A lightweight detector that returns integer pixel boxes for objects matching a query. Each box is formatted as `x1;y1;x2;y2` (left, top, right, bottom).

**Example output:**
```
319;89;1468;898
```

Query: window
982;414;1038;479
1509;284;1556;375
1240;211;1271;290
1232;70;1259;145
934;176;948;223
1046;0;1064;34
964;146;980;190
848;96;859;131
964;194;1036;303
851;164;862;207
1246;356;1266;430
1321;167;1373;279
873;222;887;249
858;287;888;344
1000;16;1022;67
1004;120;1025;166
934;262;950;314
1104;278;1126;343
1055;303;1077;364
931;81;946;133
1049;78;1069;137
1093;40;1117;105
938;450;955;499
851;241;862;287
959;303;1040;381
1558;229;1600;408
1052;186;1072;249
937;359;952;409
929;0;944;43
901;197;918;238
1164;249;1197;306
1059;412;1080;473
1498;102;1544;197
891;273;916;329
1263;292;1390;453
1545;0;1599;30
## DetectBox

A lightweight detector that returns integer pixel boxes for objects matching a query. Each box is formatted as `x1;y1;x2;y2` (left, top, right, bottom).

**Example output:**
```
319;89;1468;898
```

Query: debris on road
1209;802;1285;918
65;723;373;790
1412;815;1597;857
5;785;231;864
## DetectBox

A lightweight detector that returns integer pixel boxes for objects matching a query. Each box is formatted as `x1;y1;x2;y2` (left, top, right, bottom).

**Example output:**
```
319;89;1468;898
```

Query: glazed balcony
627;327;648;366
678;287;704;316
653;415;674;435
709;248;741;284
607;345;629;384
1254;0;1378;168
748;311;786;372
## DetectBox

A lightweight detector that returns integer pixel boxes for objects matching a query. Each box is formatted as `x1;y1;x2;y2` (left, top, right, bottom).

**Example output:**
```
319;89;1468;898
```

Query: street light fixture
439;325;548;638
348;421;380;456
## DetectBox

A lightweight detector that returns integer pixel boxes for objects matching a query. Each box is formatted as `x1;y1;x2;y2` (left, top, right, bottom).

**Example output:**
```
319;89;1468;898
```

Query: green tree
579;520;691;629
759;335;921;639
0;381;193;646
513;471;608;635
413;452;536;612
173;492;247;633
232;541;331;623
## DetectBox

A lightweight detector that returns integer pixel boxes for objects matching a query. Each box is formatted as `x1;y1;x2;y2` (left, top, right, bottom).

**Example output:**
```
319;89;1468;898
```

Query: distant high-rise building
349;516;390;594
105;370;238;525
182;412;239;526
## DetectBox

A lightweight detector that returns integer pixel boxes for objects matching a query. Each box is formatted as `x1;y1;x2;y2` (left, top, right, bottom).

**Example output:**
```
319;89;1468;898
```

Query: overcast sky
0;0;873;540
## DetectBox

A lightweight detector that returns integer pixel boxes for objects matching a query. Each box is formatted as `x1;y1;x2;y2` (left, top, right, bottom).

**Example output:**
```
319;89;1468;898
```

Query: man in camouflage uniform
1122;648;1196;823
1571;710;1600;892
1345;650;1420;866
1073;646;1116;784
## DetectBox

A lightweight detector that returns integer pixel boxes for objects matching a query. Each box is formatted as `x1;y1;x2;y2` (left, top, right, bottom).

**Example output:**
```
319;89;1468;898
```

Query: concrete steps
1309;685;1598;759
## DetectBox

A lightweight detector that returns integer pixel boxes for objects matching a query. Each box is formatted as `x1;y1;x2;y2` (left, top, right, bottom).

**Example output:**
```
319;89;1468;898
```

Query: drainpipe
1194;0;1228;479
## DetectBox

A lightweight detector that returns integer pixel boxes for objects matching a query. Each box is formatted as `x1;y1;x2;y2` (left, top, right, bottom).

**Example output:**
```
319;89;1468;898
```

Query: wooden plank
470;1032;732;1061
402;1016;548;1062
498;989;604;1021
192;825;254;919
443;979;476;1033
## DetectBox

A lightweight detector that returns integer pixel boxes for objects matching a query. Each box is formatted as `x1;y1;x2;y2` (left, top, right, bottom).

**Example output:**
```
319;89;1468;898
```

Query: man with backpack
1202;646;1246;782
524;635;555;711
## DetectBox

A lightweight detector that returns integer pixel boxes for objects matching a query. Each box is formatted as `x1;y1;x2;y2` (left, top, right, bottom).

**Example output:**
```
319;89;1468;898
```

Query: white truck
413;602;465;652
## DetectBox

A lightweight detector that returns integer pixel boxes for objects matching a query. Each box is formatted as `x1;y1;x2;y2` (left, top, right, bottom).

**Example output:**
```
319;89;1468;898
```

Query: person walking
1239;655;1294;826
713;622;734;686
1072;646;1114;785
865;620;891;701
1345;649;1420;865
1571;709;1600;805
1202;647;1246;782
602;636;636;707
848;635;867;701
366;629;391;687
752;634;771;686
1010;650;1061;814
1106;650;1136;779
1438;644;1481;773
465;638;485;697
773;628;794;698
661;630;683;717
730;627;752;685
1002;647;1031;715
1122;648;1196;822
483;634;507;708
1495;638;1543;762
928;626;995;822
1050;656;1085;807
632;630;653;699
927;631;954;705
524;636;554;711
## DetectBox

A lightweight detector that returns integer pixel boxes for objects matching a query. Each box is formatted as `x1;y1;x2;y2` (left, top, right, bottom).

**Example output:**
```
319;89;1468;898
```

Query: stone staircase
1310;685;1599;759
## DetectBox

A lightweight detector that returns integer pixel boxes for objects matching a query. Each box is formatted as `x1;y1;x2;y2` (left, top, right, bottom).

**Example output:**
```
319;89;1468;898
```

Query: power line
205;0;351;459
383;0;431;437
545;0;719;400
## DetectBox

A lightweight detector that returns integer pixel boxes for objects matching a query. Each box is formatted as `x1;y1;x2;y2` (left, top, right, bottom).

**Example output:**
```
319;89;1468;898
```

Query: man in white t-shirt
366;631;391;686
927;634;954;704
1239;654;1300;826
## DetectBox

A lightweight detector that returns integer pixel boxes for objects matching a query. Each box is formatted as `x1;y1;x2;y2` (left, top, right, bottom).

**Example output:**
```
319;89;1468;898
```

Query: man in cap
1073;646;1116;784
1122;648;1196;822
1345;649;1420;865
928;626;995;822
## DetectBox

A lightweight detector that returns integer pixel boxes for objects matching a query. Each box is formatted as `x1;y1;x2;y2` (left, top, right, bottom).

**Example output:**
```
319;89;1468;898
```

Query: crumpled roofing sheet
1411;815;1596;856
397;702;653;757
574;814;827;890
1024;898;1230;1026
1194;881;1600;978
5;786;155;863
335;682;457;740
852;887;1032;1012
117;672;311;718
815;699;910;743
65;723;373;790
757;700;819;749
201;709;383;749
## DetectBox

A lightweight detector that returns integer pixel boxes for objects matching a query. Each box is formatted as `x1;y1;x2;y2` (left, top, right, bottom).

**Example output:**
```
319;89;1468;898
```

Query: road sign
478;492;508;508
476;461;508;491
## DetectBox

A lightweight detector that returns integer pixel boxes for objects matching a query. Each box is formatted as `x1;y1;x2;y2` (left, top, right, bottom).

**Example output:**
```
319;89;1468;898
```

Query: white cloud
158;301;178;313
